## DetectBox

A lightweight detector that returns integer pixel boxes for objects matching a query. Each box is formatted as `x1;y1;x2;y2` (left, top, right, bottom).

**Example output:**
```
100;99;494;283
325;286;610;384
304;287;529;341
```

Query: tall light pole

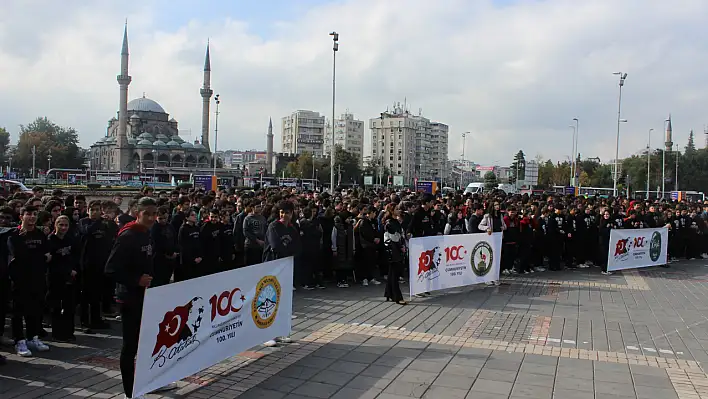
675;144;679;191
661;118;670;200
329;31;339;193
572;118;579;186
462;132;469;161
612;72;627;197
646;128;653;199
213;94;220;181
152;148;157;188
569;124;576;186
47;148;52;176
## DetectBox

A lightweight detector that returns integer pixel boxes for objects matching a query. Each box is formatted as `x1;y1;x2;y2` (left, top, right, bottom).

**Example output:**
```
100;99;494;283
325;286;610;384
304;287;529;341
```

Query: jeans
120;302;142;397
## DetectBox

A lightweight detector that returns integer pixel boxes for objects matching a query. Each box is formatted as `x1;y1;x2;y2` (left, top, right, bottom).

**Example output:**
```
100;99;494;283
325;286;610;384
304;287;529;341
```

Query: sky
1;0;707;166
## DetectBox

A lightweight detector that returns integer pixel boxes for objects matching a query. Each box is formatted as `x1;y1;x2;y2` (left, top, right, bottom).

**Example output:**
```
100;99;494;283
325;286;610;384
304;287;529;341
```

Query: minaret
266;118;274;174
665;114;673;152
116;22;132;171
200;42;213;151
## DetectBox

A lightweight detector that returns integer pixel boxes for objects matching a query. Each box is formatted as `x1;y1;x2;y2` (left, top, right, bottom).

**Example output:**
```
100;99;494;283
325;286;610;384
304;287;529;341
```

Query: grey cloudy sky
0;0;706;165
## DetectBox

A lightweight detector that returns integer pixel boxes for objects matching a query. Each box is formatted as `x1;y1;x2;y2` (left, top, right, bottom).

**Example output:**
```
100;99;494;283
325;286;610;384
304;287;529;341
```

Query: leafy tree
14;117;83;173
0;127;10;166
483;171;498;191
362;156;391;184
319;145;362;187
509;150;526;185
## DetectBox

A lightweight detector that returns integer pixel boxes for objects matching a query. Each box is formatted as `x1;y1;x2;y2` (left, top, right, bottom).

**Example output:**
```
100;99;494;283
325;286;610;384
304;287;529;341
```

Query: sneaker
0;336;15;346
315;284;326;289
578;264;590;269
529;269;535;273
383;275;388;280
15;340;32;357
399;276;406;283
702;254;708;260
523;270;530;275
263;340;277;347
601;271;613;275
301;285;315;291
362;279;369;287
28;336;49;352
534;267;546;272
415;293;427;298
114;315;122;322
337;282;349;288
370;279;382;285
276;337;293;343
485;281;495;286
493;281;501;286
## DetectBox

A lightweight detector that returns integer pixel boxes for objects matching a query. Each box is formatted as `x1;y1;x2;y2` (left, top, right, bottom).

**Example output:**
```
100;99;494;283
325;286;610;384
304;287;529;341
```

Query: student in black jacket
598;209;616;275
200;208;222;276
151;206;177;287
105;197;157;399
78;200;112;332
8;205;52;357
177;209;202;281
0;207;15;361
47;215;79;341
357;206;382;287
220;209;235;271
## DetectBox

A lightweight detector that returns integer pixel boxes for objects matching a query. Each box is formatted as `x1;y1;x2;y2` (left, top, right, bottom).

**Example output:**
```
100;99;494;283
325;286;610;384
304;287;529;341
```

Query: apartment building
281;110;325;156
324;113;365;165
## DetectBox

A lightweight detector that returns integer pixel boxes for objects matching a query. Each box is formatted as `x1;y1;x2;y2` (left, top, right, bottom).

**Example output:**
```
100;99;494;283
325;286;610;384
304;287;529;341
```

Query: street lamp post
329;31;339;193
151;148;157;188
213;94;220;182
569;124;576;186
572;118;579;186
462;132;469;161
31;145;36;180
612;72;627;197
675;144;679;191
47;149;52;180
646;128;653;199
661;118;670;200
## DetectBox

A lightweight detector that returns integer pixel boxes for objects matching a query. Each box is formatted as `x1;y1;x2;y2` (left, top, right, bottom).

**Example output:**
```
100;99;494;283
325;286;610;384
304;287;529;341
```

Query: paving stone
277;365;321;380
342;350;380;364
519;363;556;376
484;359;522;371
441;364;481;377
465;393;509;399
511;383;553;398
360;365;404;380
330;387;382;399
470;379;514;396
345;375;393;390
632;373;674;389
396;369;439;385
260;376;305;393
514;372;554;387
295;355;337;370
383;380;430;398
373;355;414;369
406;359;447;373
634;385;679;399
238;388;286;399
594;380;636;397
523;354;559;365
328;360;369;375
432;373;476;390
552;389;594;399
291;381;341;398
478;368;519;383
593;370;634;384
422;385;469;399
310;369;356;386
553;377;593;392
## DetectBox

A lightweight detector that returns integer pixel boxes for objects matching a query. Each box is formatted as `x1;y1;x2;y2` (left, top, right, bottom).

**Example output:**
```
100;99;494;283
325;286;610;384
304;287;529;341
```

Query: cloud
1;0;707;167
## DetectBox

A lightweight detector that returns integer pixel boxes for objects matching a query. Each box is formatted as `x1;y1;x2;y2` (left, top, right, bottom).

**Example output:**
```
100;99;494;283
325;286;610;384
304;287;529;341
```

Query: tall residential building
369;103;448;184
324;113;365;165
281;110;325;157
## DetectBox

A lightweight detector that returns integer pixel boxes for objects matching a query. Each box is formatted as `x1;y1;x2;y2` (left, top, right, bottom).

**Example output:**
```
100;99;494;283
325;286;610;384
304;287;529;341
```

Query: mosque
89;24;215;175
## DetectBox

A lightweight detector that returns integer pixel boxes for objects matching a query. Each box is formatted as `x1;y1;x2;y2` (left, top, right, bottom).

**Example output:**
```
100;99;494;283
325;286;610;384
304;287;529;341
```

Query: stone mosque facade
90;25;212;172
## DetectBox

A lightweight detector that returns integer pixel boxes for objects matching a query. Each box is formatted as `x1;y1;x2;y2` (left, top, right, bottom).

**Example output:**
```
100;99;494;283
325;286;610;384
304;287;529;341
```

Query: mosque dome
153;140;167;147
166;140;181;148
130;114;140;120
138;132;154;141
181;142;194;149
155;133;169;142
193;143;206;151
170;135;184;143
127;97;166;114
97;137;107;143
137;139;153;147
127;138;138;145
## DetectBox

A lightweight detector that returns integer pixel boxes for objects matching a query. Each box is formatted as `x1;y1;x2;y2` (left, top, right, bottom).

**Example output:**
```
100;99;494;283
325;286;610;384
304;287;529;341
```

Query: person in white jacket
478;203;506;285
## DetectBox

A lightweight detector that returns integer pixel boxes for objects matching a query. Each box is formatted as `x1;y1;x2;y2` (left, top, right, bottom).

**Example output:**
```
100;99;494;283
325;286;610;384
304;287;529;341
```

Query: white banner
607;227;668;271
408;233;502;296
132;257;294;397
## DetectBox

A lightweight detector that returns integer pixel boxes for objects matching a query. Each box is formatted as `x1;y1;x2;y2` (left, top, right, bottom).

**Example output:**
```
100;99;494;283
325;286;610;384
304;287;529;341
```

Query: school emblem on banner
252;275;281;329
471;241;493;277
649;231;662;262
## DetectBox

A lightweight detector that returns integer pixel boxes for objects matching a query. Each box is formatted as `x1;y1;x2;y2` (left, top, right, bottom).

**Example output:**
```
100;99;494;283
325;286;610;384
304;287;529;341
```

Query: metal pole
462;132;468;161
213;95;220;177
573;118;579;186
646;128;653;199
152;150;156;188
329;32;339;193
675;144;679;191
612;72;627;197
569;125;576;186
32;145;36;179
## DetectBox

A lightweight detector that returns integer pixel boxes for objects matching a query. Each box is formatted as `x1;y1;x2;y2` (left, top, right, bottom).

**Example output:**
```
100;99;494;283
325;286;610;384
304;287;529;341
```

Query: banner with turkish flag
408;233;502;296
132;257;294;398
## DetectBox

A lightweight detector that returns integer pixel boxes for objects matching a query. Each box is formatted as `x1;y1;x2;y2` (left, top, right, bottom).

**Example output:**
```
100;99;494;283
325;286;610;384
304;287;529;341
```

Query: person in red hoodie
517;208;535;274
105;197;158;399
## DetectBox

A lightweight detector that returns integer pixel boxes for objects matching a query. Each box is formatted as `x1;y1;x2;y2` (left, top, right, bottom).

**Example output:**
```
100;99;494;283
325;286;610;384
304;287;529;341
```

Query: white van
464;182;485;194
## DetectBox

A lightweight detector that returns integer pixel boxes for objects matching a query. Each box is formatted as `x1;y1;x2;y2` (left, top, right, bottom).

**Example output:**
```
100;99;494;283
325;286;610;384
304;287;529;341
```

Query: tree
509;150;526;185
362;156;391;184
686;130;697;156
319;145;362;187
483;171;498;191
14;117;83;173
0;127;10;166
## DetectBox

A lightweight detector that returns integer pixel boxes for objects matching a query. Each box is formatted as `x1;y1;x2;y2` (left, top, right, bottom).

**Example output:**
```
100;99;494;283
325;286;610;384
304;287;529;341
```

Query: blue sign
670;191;679;200
564;186;575;195
416;181;434;194
68;174;77;184
194;175;213;191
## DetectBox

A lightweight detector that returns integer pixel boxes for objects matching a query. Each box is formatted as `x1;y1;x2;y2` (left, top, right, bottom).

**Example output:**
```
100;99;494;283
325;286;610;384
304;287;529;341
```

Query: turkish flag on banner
152;301;194;356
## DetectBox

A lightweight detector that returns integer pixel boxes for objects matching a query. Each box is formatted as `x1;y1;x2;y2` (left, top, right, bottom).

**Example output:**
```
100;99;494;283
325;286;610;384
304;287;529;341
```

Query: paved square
4;261;708;398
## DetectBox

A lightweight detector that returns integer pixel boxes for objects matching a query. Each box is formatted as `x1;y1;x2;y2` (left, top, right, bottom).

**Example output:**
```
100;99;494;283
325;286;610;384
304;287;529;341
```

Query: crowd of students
1;184;707;393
